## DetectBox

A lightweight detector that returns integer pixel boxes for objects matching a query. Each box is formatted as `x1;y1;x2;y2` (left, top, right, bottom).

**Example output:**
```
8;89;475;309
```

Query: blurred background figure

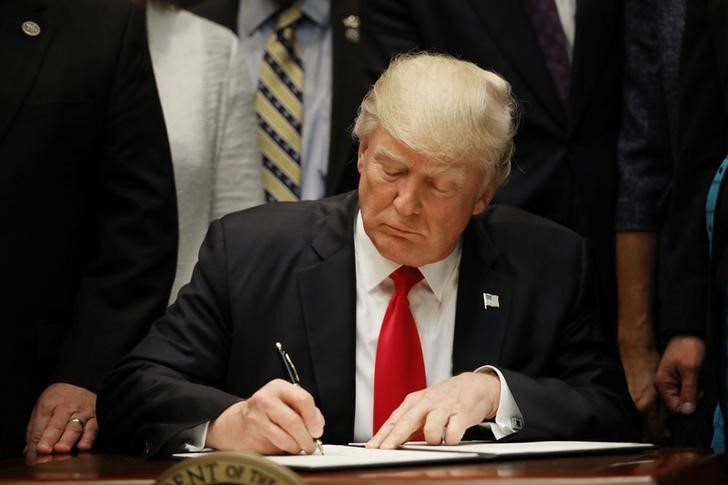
361;0;624;344
146;0;264;300
655;0;726;452
192;0;363;201
0;0;177;458
617;0;719;447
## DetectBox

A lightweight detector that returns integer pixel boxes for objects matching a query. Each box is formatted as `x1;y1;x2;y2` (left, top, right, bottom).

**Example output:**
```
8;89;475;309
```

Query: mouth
383;223;418;237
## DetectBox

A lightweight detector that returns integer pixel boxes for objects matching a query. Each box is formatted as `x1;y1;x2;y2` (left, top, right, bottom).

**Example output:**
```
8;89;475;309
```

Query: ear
472;184;497;215
357;138;368;174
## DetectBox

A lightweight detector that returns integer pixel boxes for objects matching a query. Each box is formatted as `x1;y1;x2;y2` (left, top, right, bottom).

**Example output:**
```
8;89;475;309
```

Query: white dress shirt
555;0;577;59
353;212;522;442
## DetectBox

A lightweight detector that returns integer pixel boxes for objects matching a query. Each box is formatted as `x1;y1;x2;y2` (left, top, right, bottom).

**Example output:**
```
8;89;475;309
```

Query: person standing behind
146;0;264;300
0;0;178;458
192;0;363;201
361;1;624;341
655;0;728;453
616;0;718;447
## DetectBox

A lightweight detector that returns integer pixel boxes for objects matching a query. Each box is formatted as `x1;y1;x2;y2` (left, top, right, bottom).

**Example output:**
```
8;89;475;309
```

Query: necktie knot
390;266;423;297
276;5;303;34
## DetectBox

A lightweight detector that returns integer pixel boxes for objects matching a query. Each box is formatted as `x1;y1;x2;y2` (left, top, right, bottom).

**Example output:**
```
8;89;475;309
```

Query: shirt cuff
474;365;524;439
177;421;211;452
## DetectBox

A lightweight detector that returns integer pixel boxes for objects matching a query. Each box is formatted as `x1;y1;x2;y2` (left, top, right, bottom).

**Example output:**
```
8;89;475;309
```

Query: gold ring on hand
69;417;84;427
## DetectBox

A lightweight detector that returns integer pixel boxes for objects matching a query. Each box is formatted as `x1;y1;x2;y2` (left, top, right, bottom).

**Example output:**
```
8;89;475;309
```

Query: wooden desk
0;449;725;484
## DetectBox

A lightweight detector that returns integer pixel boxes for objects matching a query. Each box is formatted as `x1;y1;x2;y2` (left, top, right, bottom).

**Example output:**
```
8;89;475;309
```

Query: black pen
275;342;325;455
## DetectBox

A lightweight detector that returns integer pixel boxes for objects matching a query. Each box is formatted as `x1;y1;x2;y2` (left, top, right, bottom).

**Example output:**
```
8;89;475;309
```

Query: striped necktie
256;5;304;202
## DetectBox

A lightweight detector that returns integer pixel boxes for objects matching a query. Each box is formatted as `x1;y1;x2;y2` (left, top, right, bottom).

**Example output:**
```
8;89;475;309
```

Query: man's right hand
655;336;705;414
205;379;324;455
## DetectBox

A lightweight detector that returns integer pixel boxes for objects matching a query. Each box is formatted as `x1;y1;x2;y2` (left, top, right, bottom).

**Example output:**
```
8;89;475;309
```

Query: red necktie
373;266;426;435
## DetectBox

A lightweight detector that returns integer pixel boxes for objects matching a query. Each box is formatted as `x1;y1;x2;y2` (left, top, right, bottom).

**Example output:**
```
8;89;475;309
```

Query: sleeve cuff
160;421;211;454
474;365;524;439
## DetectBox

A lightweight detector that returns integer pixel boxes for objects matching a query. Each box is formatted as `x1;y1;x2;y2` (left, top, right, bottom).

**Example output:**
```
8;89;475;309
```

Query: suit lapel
568;0;621;131
466;0;565;127
453;217;514;374
0;0;53;142
297;193;359;443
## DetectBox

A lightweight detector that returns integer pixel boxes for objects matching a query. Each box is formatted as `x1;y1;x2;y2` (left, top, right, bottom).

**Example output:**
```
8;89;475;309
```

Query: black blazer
0;0;177;457
660;0;728;445
360;0;624;334
192;0;363;196
98;192;637;456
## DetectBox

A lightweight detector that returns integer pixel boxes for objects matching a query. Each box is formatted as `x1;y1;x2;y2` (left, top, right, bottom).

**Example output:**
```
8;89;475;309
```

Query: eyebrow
372;146;407;164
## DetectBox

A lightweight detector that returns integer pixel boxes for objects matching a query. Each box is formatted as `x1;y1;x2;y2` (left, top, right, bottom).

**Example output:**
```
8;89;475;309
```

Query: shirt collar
239;0;330;37
354;211;462;302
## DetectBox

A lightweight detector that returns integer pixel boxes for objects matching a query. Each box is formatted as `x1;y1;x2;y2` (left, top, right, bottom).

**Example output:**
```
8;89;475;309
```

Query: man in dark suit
97;53;636;456
360;1;623;342
0;0;177;458
192;0;363;199
655;0;728;452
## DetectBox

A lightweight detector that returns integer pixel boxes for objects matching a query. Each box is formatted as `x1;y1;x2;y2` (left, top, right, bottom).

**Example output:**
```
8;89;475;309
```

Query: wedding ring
69;417;84;427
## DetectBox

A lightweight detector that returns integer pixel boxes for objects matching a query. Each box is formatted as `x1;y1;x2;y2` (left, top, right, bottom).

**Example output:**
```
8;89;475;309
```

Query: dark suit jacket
361;0;624;336
97;192;637;457
0;0;177;457
192;0;363;197
661;0;728;446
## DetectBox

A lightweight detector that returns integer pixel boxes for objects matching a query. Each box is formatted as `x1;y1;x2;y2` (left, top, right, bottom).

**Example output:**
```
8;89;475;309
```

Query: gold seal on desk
155;452;302;485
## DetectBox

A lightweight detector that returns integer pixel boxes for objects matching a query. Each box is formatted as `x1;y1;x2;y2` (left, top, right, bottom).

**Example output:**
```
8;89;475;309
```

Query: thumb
678;368;699;414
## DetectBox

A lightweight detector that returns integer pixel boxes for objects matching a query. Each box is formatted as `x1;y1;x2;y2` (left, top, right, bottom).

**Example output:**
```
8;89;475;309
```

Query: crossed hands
206;372;500;455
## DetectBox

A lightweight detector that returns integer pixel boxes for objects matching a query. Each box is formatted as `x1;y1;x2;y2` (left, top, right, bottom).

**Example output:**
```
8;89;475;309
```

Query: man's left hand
25;383;97;455
366;371;500;449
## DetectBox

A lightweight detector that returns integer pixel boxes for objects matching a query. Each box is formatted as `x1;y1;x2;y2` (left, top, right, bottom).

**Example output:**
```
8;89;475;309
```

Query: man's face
357;126;494;267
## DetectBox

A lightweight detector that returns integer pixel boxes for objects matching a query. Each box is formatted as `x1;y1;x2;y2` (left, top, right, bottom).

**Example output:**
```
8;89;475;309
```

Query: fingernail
680;402;696;414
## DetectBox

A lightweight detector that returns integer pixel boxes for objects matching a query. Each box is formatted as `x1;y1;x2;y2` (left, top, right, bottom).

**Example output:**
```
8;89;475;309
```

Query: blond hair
353;53;517;188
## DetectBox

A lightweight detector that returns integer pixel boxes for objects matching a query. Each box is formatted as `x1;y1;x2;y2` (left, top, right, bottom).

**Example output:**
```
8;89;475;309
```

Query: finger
36;410;73;454
26;404;54;452
379;405;427;450
281;385;325;439
77;417;98;451
678;370;699;414
267;400;316;454
366;394;419;449
442;413;469;445
422;408;450;445
258;416;305;455
53;419;84;454
654;373;682;413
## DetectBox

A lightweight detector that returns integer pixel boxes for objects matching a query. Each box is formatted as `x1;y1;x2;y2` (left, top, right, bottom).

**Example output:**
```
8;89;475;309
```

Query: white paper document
400;440;655;458
173;441;654;471
266;444;480;471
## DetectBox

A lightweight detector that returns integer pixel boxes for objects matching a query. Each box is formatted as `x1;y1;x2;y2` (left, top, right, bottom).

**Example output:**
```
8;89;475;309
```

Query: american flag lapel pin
483;293;500;309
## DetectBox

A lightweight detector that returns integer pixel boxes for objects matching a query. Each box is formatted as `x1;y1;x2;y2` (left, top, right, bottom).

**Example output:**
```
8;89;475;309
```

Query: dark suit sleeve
51;4;178;392
616;0;672;232
98;220;239;456
501;238;639;441
658;0;728;338
360;0;421;85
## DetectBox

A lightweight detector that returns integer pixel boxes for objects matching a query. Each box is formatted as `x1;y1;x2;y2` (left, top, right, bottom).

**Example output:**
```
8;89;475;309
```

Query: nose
393;178;422;216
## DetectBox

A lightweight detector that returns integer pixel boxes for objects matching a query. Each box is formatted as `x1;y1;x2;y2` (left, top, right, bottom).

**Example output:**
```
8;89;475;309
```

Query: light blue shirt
238;0;332;200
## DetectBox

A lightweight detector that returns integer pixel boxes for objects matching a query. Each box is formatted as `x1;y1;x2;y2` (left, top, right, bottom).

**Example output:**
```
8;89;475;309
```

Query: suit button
144;441;152;455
